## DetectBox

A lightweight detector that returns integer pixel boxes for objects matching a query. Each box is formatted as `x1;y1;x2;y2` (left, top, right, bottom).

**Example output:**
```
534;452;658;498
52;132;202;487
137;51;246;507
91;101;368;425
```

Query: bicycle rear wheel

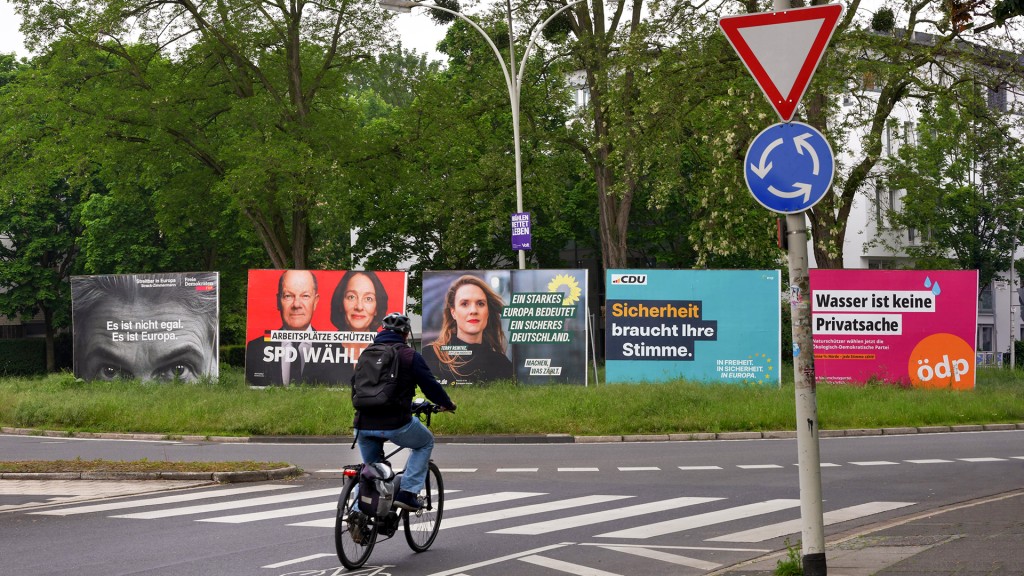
335;477;378;569
404;461;444;552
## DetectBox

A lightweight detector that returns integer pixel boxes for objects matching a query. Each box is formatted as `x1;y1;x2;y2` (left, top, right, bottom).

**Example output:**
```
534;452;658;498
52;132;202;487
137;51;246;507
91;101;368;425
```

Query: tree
0;53;87;371
884;85;1024;293
12;0;393;269
345;33;584;305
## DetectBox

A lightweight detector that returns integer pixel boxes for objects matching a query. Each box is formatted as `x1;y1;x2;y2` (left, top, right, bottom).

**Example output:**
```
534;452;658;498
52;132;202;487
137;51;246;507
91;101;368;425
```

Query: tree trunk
43;306;55;373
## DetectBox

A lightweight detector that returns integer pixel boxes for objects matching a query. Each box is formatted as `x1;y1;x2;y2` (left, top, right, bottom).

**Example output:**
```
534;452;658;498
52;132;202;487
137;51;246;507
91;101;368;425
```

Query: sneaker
347;511;367;544
393;490;423;511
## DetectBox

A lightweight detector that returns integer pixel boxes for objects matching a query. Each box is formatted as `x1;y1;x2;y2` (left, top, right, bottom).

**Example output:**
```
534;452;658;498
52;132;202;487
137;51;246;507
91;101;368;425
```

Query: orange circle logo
907;333;974;389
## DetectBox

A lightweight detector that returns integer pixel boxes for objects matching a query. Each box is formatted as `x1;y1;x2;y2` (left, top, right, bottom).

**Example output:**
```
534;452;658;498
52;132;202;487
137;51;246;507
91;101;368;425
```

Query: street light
378;0;585;270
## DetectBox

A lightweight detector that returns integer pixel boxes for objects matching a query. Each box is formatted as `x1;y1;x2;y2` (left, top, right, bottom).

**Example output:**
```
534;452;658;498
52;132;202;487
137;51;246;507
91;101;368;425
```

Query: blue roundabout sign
743;121;834;214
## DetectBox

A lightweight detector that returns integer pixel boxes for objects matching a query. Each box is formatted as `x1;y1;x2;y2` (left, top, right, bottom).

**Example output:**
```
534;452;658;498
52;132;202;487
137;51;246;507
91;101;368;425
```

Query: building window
988;83;1007;112
979;285;993;312
978;325;993;352
862;71;878;92
908;227;916;243
903;121;915;144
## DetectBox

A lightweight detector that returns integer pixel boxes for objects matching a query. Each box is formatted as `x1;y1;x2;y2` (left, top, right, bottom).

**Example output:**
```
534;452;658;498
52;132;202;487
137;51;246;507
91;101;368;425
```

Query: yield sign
719;4;844;122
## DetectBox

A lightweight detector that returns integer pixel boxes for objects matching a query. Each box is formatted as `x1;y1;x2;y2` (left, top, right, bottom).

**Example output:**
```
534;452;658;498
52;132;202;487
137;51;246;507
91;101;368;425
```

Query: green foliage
0;340;46;376
1;367;1023;437
429;0;461;25
775;539;803;576
871;8;897;32
884;85;1024;292
221;345;246;368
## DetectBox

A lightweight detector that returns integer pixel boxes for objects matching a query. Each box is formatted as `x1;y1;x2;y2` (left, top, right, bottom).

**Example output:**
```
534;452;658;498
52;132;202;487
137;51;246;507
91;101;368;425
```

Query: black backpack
351;343;405;410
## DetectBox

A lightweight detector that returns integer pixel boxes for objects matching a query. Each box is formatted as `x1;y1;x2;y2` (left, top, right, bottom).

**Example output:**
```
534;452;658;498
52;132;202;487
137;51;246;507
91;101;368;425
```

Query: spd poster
245;269;407;387
605;269;781;384
422;270;589;385
810;269;978;388
71;272;220;382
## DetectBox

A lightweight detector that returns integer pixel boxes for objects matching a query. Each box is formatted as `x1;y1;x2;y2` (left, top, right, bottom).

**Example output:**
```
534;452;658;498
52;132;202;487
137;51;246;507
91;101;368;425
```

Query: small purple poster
511;212;531;250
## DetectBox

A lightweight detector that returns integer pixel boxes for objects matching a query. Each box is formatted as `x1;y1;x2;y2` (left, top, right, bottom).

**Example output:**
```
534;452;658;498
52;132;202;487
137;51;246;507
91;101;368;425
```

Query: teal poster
605;270;781;384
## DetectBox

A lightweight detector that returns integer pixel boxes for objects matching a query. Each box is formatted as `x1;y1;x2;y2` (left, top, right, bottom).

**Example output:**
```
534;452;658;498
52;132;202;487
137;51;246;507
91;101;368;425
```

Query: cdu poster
244;269;407;387
422;269;589;385
810;269;978;389
605;269;781;384
71;272;220;382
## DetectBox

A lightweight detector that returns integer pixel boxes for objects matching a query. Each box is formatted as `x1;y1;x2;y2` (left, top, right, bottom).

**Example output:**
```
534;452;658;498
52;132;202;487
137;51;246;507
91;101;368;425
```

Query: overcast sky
0;1;447;60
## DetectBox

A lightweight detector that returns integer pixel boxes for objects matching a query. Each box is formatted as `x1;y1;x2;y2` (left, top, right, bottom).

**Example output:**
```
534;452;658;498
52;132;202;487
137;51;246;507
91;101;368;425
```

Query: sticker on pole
719;4;843;122
744;122;834;214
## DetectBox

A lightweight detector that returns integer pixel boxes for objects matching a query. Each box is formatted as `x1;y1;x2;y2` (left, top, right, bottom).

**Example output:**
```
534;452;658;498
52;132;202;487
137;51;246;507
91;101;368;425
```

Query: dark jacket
422;335;513;385
353;329;455;430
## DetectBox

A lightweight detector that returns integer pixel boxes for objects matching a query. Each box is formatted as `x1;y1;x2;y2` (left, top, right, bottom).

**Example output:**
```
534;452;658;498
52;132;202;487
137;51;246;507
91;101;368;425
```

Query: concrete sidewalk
713;490;1024;576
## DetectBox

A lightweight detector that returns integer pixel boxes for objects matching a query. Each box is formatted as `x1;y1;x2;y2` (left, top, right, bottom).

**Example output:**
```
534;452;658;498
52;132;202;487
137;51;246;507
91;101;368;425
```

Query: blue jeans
355;416;434;494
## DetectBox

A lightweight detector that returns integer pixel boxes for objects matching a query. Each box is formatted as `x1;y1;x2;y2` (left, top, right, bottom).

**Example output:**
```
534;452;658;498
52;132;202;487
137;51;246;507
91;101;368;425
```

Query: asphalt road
2;430;1022;576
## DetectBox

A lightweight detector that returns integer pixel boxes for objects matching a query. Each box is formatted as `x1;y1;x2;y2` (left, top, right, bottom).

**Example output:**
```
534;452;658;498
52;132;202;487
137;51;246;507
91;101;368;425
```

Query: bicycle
335;399;446;570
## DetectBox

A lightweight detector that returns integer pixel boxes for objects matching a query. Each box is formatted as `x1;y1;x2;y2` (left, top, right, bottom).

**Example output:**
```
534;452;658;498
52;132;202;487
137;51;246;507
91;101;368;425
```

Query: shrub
0;339;46;376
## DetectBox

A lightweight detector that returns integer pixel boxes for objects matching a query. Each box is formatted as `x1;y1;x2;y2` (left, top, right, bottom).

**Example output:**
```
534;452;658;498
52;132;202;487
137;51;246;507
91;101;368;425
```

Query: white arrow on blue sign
743;121;834;214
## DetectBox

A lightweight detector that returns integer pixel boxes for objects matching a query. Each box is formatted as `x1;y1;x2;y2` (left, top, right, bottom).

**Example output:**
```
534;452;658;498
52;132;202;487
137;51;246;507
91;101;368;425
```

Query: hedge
0;339;46;376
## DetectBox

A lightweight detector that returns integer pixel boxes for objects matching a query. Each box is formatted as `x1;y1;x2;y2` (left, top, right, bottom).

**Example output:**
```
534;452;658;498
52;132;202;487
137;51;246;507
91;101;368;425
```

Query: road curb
3;424;1023;447
0;465;300;482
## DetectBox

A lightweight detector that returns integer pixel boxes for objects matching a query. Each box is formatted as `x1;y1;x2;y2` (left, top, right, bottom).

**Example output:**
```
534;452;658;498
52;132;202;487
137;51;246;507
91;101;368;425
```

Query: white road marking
287;491;541;528
425;543;574;576
618;466;660;471
558;468;600;472
597;499;800;539
849;461;899;466
678;466;722;470
708;501;915;542
905;459;954;464
519;554;623;576
29;485;293;516
497;468;539;472
599;545;721;569
111;488;339;519
261;553;335;568
737;465;783;469
958;457;1006;462
442;495;633;530
490;496;722;535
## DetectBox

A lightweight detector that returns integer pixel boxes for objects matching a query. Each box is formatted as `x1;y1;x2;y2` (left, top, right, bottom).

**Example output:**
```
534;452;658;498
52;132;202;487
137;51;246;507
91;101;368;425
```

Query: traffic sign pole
771;4;827;576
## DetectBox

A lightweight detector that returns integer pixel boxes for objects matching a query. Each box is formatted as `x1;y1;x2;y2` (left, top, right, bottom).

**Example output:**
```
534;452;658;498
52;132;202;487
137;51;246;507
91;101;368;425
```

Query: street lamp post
378;0;584;270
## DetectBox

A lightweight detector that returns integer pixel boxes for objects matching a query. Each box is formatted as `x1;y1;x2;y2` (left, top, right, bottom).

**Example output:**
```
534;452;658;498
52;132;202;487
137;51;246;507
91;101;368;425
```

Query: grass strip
0;366;1021;437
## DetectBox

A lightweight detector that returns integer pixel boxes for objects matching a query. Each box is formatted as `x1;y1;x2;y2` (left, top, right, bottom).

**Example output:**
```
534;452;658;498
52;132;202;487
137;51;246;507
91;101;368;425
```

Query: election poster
422;269;589;385
605;269;781;384
810;269;978;389
244;269;408;387
71;272;220;382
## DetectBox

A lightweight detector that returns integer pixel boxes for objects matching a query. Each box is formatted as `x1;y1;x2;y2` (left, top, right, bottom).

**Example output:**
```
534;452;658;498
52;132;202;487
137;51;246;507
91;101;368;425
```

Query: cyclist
352;312;457;511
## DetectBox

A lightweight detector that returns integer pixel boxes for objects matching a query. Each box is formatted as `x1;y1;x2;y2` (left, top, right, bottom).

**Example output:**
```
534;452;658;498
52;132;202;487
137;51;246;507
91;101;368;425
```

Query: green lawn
0;366;1021;438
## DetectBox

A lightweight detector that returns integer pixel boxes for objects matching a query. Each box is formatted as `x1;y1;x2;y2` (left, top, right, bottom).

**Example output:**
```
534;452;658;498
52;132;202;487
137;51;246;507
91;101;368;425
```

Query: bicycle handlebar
411;398;452;426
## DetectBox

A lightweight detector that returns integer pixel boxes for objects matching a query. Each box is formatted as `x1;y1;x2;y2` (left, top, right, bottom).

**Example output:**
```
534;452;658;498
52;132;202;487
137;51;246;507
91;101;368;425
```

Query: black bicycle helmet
382;312;412;335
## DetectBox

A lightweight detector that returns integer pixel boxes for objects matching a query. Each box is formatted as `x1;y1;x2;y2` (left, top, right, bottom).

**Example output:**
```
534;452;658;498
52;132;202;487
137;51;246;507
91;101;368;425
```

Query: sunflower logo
547;274;582;306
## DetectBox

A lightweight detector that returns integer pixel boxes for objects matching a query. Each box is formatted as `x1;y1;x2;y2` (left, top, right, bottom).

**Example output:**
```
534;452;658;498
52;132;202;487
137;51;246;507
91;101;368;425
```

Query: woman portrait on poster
424;274;513;384
331;270;389;333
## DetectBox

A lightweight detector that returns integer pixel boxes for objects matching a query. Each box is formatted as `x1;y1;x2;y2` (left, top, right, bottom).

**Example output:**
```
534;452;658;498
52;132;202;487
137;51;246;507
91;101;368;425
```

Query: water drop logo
907;333;974;389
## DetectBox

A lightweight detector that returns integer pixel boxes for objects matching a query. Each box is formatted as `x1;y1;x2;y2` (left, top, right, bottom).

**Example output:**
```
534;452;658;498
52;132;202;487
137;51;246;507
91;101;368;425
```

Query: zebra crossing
26;482;914;546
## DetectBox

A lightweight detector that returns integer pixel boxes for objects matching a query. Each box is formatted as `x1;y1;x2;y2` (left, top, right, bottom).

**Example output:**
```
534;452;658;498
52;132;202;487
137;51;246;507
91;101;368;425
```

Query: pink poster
810;270;978;389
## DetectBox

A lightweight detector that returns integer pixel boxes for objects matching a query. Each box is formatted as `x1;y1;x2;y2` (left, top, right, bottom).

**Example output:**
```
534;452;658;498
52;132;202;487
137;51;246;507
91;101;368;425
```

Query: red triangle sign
719;4;844;122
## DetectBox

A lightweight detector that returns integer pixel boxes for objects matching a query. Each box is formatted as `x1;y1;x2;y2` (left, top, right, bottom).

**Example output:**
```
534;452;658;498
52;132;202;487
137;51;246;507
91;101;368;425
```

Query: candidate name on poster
606;299;718;361
72;272;220;383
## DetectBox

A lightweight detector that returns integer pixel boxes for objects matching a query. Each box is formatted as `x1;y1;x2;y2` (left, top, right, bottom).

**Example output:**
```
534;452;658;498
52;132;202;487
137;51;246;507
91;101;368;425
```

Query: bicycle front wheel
335;477;378;569
403;461;444;552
